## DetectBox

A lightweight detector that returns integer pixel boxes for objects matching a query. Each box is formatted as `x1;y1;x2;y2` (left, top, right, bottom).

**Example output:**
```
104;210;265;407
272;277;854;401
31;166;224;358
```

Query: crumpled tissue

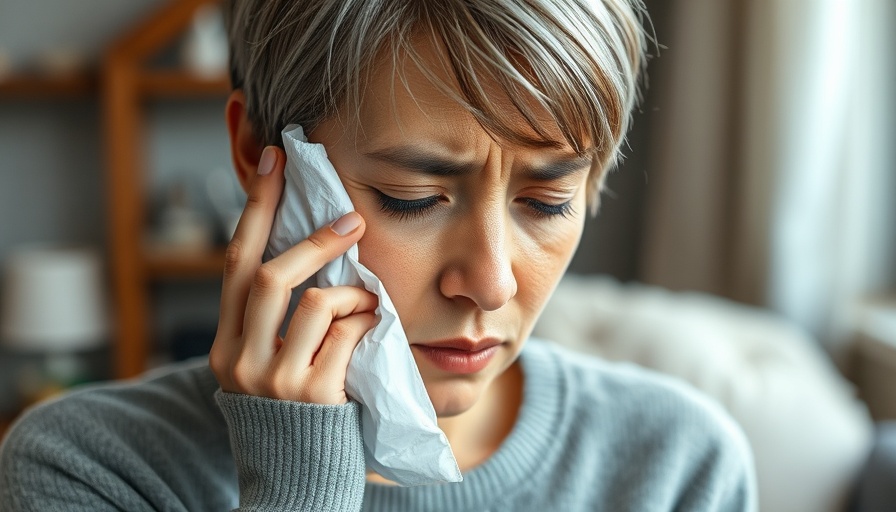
264;125;461;486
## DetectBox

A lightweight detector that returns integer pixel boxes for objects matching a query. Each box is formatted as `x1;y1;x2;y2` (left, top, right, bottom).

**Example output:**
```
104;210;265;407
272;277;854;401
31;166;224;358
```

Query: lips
411;338;503;374
416;337;502;352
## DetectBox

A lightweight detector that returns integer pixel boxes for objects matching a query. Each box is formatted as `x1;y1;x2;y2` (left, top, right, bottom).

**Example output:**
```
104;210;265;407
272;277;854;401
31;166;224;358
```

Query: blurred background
0;1;894;509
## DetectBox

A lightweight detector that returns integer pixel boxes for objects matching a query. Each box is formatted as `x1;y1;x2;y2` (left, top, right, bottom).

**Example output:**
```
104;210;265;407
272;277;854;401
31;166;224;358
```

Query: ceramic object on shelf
0;245;108;353
181;4;228;78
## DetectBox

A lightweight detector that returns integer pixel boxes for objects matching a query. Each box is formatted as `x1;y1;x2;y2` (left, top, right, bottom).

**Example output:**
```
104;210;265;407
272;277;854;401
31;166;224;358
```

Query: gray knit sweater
0;339;756;511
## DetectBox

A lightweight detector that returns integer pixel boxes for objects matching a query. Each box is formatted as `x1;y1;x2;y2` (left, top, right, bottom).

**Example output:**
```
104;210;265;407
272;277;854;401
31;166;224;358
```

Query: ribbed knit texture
0;339;757;511
216;393;365;511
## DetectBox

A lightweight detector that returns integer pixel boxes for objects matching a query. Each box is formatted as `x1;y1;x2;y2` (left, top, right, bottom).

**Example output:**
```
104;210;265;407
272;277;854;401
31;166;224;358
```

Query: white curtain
641;0;896;350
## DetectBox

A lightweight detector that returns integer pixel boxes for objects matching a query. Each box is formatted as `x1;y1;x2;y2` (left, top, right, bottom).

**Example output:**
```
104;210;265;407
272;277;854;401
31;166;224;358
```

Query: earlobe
225;90;264;193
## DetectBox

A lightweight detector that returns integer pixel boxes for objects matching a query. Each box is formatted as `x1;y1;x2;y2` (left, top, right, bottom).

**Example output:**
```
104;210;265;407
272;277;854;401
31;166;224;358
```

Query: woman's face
309;43;591;418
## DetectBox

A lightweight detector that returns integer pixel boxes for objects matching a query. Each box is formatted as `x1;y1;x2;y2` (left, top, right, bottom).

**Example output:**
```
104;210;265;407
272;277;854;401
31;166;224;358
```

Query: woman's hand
210;146;378;405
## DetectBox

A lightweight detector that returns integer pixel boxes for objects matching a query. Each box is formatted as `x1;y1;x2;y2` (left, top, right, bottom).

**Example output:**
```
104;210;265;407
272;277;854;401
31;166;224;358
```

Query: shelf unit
103;0;228;379
0;73;96;98
0;67;101;439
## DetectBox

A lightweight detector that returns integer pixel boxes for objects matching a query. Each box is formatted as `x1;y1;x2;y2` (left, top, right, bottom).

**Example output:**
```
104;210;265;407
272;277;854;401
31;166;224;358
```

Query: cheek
354;214;437;316
356;223;409;282
515;206;586;315
337;174;443;322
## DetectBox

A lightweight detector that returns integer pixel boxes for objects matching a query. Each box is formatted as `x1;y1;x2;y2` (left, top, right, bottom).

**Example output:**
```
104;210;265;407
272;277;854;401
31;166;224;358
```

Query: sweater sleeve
661;390;759;512
215;391;366;512
0;385;237;512
674;419;758;512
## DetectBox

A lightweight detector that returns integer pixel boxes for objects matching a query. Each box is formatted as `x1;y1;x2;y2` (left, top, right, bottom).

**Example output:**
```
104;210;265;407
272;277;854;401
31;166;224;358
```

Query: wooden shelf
144;247;226;279
105;0;226;379
0;73;96;98
139;70;229;97
0;71;228;99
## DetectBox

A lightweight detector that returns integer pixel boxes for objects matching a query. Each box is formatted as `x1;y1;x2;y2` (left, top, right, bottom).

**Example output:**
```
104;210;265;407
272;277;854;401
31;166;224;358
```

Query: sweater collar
363;338;568;510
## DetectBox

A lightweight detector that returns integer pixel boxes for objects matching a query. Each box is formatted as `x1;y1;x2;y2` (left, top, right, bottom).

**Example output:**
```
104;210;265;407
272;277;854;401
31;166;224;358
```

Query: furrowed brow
363;146;477;177
524;155;593;181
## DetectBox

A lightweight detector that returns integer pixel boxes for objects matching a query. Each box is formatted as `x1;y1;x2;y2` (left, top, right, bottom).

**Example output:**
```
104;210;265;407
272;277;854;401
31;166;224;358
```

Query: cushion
535;275;874;512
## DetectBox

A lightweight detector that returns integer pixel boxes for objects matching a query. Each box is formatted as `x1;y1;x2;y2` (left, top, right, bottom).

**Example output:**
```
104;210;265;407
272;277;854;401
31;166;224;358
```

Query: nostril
438;264;517;311
473;268;517;311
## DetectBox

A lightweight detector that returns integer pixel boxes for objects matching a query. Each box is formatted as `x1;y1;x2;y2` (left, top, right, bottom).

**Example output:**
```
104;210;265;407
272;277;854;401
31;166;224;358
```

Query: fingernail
330;212;362;236
257;147;276;176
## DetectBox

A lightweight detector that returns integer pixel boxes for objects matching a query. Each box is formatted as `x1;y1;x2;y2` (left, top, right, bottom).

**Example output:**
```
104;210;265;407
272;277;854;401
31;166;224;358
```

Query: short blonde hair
224;0;647;206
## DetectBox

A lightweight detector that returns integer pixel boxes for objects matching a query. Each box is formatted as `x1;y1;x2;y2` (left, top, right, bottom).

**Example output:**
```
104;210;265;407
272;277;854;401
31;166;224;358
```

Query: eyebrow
364;146;477;177
524;156;593;181
363;146;592;180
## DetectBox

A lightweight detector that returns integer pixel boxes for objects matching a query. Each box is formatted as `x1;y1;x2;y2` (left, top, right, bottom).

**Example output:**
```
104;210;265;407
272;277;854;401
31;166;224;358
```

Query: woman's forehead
349;36;581;155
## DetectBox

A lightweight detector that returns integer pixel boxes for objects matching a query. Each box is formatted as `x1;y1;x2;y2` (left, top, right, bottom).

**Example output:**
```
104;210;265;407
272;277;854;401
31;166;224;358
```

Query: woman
0;0;757;510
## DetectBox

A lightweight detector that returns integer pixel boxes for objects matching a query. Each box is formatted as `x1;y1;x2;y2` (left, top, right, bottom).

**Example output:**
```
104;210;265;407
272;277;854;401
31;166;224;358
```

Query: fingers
306;312;377;402
217;146;285;339
237;213;367;368
262;211;365;290
209;142;374;404
268;296;376;403
277;286;379;368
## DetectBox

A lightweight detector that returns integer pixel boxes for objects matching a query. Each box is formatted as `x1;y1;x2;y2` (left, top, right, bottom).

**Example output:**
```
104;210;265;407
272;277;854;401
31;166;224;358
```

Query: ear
225;90;264;194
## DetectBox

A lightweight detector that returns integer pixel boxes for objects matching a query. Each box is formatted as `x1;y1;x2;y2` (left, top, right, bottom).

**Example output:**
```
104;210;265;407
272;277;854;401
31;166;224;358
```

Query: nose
438;205;518;311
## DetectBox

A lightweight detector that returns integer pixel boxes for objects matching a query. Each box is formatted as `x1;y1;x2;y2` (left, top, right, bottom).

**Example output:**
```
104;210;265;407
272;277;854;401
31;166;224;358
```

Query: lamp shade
1;246;108;352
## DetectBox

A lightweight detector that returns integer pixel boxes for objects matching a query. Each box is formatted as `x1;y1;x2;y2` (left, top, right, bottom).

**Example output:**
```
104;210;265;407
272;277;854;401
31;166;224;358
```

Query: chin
425;378;485;418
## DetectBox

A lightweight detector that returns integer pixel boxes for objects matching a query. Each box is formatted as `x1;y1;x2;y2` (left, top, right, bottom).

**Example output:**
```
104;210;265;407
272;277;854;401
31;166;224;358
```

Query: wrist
215;391;366;510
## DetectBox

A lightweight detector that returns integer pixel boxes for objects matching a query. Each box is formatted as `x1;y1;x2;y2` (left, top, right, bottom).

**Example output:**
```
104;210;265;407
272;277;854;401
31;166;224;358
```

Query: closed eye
519;198;575;219
376;191;441;220
375;190;574;221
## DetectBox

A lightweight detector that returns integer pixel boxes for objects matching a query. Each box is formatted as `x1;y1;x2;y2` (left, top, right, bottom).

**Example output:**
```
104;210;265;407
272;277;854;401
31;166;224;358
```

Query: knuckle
208;345;227;376
229;373;250;392
252;264;283;293
305;232;327;252
266;373;298;399
327;320;355;346
223;240;243;278
244;191;265;211
230;359;257;391
298;287;328;314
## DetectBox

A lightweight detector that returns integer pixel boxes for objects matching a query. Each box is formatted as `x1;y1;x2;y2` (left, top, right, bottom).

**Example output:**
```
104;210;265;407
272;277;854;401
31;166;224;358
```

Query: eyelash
519;197;575;219
376;192;441;220
375;191;574;220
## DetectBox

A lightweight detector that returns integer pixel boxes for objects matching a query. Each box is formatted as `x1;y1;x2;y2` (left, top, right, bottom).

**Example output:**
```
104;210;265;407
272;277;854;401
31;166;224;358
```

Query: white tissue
264;125;461;486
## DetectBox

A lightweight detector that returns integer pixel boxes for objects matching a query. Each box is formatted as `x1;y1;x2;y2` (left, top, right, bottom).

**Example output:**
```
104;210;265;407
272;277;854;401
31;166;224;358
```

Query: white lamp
1;246;108;353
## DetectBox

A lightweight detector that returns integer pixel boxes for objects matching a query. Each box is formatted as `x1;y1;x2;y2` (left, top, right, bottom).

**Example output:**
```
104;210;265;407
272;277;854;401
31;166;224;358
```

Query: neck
365;361;525;485
437;361;524;471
